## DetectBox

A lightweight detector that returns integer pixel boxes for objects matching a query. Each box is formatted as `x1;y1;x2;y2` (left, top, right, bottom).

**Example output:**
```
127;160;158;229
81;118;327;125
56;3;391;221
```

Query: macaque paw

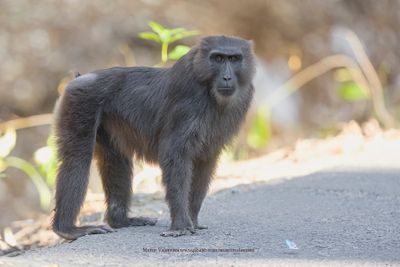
160;227;196;237
195;224;208;230
127;216;157;226
54;225;114;240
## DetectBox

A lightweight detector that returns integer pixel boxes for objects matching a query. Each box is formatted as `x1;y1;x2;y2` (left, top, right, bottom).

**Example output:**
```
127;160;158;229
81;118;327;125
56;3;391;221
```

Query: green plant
33;135;58;189
334;68;370;101
242;29;395;153
245;64;372;151
0;128;56;210
139;21;198;65
246;107;271;149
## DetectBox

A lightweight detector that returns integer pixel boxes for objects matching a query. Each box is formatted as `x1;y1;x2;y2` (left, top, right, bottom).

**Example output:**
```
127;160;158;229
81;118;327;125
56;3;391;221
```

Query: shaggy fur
52;36;256;239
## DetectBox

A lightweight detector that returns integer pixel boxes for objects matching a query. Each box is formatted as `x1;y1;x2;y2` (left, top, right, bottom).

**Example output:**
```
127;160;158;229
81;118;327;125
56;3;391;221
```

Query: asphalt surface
1;166;400;267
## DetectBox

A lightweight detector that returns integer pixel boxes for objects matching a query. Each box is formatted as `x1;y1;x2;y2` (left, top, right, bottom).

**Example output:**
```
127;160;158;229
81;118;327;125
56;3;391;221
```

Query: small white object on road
285;240;299;250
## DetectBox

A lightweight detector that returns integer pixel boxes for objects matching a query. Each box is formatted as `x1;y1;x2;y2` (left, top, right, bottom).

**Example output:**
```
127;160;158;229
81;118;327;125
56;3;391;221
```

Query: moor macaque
52;36;255;239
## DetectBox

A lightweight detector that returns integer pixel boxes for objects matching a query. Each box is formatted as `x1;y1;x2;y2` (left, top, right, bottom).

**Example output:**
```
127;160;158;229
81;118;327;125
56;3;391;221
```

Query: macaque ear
247;40;254;48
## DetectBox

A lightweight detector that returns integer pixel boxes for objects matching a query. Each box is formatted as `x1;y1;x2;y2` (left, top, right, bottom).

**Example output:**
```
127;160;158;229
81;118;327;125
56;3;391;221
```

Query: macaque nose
223;75;232;81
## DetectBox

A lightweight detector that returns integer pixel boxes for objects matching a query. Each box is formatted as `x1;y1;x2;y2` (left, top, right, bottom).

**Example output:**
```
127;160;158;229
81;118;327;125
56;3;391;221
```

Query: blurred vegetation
0;129;56;211
1;0;400;228
139;21;198;65
239;28;394;157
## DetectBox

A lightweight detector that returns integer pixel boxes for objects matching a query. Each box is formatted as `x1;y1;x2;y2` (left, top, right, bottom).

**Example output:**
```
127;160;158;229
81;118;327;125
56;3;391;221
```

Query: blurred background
1;0;400;245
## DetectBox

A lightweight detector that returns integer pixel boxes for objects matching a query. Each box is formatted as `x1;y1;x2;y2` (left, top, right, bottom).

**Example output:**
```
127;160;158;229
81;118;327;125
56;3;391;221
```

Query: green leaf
0;128;16;158
4;156;52;210
139;22;198;64
159;30;172;43
40;135;59;187
169;30;199;43
148;21;165;35
35;147;58;188
246;108;271;149
169;28;187;35
138;32;161;43
337;82;370;102
168;45;191;60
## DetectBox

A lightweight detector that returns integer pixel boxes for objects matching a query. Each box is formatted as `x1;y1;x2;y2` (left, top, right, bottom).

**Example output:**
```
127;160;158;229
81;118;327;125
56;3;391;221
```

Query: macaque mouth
217;87;235;96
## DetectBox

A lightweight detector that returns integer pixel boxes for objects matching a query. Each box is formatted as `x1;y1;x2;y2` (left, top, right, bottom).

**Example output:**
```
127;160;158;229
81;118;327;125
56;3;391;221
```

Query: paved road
1;166;400;267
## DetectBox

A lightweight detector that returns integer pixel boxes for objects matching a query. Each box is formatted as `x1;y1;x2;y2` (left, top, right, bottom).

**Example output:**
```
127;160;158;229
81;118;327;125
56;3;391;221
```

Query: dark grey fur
52;35;255;239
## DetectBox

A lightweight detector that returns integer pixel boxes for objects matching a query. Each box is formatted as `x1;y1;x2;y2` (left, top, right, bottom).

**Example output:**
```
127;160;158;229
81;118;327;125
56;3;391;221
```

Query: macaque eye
214;55;223;63
210;54;224;63
228;55;242;62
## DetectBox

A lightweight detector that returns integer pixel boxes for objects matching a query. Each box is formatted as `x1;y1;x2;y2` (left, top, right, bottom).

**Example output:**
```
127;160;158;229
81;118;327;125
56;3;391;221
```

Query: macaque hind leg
95;128;156;228
52;87;115;240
